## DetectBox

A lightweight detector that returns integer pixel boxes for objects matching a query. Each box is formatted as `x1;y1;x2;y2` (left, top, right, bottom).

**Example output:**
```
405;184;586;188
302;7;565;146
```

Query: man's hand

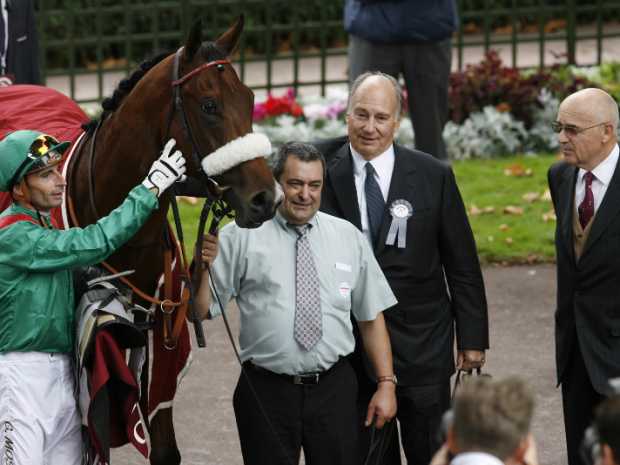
365;382;397;428
142;138;187;197
201;233;219;267
457;349;486;371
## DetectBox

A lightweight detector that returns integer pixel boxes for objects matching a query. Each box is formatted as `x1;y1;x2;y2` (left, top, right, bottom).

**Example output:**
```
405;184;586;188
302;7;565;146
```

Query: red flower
253;89;305;122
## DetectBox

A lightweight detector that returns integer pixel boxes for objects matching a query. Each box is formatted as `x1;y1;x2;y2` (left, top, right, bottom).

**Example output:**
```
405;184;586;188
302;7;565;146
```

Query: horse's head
171;17;280;228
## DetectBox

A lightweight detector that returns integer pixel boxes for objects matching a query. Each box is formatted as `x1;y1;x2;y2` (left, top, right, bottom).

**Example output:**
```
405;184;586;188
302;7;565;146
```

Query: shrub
448;51;600;127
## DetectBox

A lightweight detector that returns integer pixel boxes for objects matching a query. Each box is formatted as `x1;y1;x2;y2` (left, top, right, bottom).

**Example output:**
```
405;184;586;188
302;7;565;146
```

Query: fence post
566;0;576;65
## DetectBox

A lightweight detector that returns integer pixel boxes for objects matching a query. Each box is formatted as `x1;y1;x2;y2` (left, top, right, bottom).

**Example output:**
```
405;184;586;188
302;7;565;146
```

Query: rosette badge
386;199;413;248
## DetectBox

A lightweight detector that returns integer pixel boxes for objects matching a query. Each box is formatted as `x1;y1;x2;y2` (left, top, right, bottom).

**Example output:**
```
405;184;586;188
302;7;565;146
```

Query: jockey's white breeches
0;352;81;465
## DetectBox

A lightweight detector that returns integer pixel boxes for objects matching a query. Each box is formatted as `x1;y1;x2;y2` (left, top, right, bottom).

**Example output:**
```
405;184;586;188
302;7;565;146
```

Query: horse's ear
215;15;244;57
184;19;203;61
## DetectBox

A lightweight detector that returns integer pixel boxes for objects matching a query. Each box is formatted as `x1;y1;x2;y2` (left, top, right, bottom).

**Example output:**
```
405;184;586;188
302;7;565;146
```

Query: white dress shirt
0;0;7;72
451;451;504;465
575;144;619;214
208;211;397;375
350;144;395;245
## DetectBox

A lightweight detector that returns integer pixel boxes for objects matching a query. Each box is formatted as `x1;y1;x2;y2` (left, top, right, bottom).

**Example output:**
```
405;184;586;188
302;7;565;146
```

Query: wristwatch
377;374;398;385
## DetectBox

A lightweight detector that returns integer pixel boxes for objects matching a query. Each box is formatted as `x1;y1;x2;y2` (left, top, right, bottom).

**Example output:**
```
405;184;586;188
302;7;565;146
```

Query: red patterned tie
578;172;595;229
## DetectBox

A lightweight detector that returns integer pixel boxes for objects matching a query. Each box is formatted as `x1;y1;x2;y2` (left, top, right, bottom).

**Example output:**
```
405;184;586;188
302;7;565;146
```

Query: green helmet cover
0;130;70;192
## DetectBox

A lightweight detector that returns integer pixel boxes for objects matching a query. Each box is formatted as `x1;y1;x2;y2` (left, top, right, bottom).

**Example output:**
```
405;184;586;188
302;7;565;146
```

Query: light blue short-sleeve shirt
209;210;396;375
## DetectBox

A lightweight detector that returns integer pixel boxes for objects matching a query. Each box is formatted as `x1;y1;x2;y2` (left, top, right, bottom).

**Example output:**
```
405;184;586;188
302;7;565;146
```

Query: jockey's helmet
0;130;70;192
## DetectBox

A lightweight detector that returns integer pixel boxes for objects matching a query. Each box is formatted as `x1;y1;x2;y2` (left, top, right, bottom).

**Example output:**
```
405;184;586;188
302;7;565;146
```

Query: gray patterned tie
294;224;322;350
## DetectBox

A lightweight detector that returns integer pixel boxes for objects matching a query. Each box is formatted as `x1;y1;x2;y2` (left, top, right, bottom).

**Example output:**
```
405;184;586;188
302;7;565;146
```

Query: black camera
438;409;454;445
580;425;601;465
580;378;620;465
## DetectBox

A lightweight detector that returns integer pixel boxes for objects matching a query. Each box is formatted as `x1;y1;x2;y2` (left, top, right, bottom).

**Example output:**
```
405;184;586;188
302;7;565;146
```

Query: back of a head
452;376;535;461
595;394;620;464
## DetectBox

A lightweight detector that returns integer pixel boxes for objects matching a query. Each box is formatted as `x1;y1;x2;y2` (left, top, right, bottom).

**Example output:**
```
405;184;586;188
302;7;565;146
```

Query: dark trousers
233;359;359;465
357;374;450;465
561;342;605;465
348;35;452;160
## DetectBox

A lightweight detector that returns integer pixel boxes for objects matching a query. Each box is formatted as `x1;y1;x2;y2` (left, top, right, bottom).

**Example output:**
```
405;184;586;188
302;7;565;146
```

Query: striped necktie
365;162;385;243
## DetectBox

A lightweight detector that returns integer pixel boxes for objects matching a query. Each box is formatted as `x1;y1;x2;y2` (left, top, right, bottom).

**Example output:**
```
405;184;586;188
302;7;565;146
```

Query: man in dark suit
547;87;620;465
317;71;489;465
0;0;40;86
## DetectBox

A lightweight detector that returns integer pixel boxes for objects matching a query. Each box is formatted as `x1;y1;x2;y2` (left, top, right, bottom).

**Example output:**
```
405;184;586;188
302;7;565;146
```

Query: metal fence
38;0;620;104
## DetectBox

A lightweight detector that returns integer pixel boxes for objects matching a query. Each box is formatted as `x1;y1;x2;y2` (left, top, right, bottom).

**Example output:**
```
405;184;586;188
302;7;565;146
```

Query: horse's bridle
166;46;231;192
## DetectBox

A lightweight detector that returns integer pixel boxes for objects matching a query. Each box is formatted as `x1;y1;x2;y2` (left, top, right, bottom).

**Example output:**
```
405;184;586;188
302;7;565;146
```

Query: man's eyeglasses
551;121;609;137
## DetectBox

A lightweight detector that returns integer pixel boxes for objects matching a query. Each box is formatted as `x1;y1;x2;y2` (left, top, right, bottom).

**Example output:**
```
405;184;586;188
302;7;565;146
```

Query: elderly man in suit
547;88;620;465
317;71;489;465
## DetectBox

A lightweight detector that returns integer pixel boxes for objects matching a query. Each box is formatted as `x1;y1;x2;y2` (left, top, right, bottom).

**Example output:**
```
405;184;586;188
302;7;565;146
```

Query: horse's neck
70;116;171;292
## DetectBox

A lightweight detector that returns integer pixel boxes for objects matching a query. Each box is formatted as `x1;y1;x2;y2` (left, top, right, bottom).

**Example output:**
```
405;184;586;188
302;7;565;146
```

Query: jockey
0;130;186;465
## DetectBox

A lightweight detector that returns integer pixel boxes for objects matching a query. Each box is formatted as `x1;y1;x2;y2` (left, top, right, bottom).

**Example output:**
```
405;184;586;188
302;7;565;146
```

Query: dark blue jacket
344;0;458;44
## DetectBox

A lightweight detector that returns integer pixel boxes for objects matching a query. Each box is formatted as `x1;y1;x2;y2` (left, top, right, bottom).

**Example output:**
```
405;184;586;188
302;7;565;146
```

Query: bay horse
64;17;276;465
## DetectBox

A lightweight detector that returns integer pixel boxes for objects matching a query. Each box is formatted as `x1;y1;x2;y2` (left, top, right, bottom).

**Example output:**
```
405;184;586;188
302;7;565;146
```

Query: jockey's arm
195;233;219;320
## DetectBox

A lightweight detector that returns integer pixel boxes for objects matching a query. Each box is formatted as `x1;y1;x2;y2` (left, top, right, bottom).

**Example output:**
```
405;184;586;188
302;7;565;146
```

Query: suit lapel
582;159;620;257
327;144;362;230
375;146;417;254
558;165;577;264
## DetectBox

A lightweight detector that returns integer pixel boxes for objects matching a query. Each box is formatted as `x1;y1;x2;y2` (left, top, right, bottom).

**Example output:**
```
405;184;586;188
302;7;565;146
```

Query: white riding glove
142;138;187;197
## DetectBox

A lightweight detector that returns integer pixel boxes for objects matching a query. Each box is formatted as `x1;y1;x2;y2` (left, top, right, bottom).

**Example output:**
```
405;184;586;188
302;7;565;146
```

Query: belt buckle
293;373;320;385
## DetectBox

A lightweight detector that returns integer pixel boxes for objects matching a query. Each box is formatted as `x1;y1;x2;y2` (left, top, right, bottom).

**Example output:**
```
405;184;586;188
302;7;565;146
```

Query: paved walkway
112;264;566;465
46;32;620;104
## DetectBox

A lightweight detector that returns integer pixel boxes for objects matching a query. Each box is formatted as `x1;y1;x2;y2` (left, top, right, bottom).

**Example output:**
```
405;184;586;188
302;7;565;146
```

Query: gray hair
272;141;326;181
347;71;403;118
452;376;535;461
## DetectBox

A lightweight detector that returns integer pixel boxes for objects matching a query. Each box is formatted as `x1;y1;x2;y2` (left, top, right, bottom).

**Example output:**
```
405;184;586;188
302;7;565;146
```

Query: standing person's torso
208;211;395;375
344;0;458;43
0;205;74;353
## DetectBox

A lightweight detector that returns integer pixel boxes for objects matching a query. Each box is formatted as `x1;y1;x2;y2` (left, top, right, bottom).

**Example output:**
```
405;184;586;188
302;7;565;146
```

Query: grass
452;153;558;264
168;201;233;260
172;153;559;264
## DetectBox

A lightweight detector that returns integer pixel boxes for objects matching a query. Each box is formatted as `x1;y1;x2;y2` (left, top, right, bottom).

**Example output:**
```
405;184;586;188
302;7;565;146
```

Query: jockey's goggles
9;135;68;188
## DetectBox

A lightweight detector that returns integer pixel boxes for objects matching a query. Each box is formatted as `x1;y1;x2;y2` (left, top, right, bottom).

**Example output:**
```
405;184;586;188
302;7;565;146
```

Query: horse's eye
201;99;218;114
217;64;225;72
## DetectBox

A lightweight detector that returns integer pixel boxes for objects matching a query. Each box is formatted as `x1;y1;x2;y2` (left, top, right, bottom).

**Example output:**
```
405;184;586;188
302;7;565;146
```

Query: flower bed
253;53;620;160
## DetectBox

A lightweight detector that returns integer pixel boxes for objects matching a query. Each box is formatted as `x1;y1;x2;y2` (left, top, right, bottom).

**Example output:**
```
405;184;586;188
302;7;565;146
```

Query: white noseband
201;133;272;176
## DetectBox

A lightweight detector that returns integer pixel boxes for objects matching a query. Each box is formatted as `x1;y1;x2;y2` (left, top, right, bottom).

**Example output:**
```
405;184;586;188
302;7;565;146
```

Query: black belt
243;357;348;385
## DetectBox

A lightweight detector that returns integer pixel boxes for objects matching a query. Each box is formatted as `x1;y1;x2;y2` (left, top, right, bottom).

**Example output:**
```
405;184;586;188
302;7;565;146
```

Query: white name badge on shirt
335;262;352;272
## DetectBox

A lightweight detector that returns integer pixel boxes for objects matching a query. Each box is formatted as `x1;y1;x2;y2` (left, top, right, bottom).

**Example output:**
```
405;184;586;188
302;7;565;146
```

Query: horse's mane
82;43;227;134
82;52;169;133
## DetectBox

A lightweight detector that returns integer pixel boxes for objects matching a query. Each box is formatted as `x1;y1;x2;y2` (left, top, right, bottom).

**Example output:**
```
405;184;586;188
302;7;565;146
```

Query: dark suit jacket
5;0;40;84
548;160;620;394
317;137;489;385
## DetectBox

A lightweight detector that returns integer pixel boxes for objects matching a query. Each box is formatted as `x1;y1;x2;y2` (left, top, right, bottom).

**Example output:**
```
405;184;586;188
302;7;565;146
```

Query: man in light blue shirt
196;142;397;465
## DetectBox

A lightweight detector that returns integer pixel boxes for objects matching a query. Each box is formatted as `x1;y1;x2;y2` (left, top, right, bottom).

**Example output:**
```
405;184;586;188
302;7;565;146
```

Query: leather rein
67;47;233;349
